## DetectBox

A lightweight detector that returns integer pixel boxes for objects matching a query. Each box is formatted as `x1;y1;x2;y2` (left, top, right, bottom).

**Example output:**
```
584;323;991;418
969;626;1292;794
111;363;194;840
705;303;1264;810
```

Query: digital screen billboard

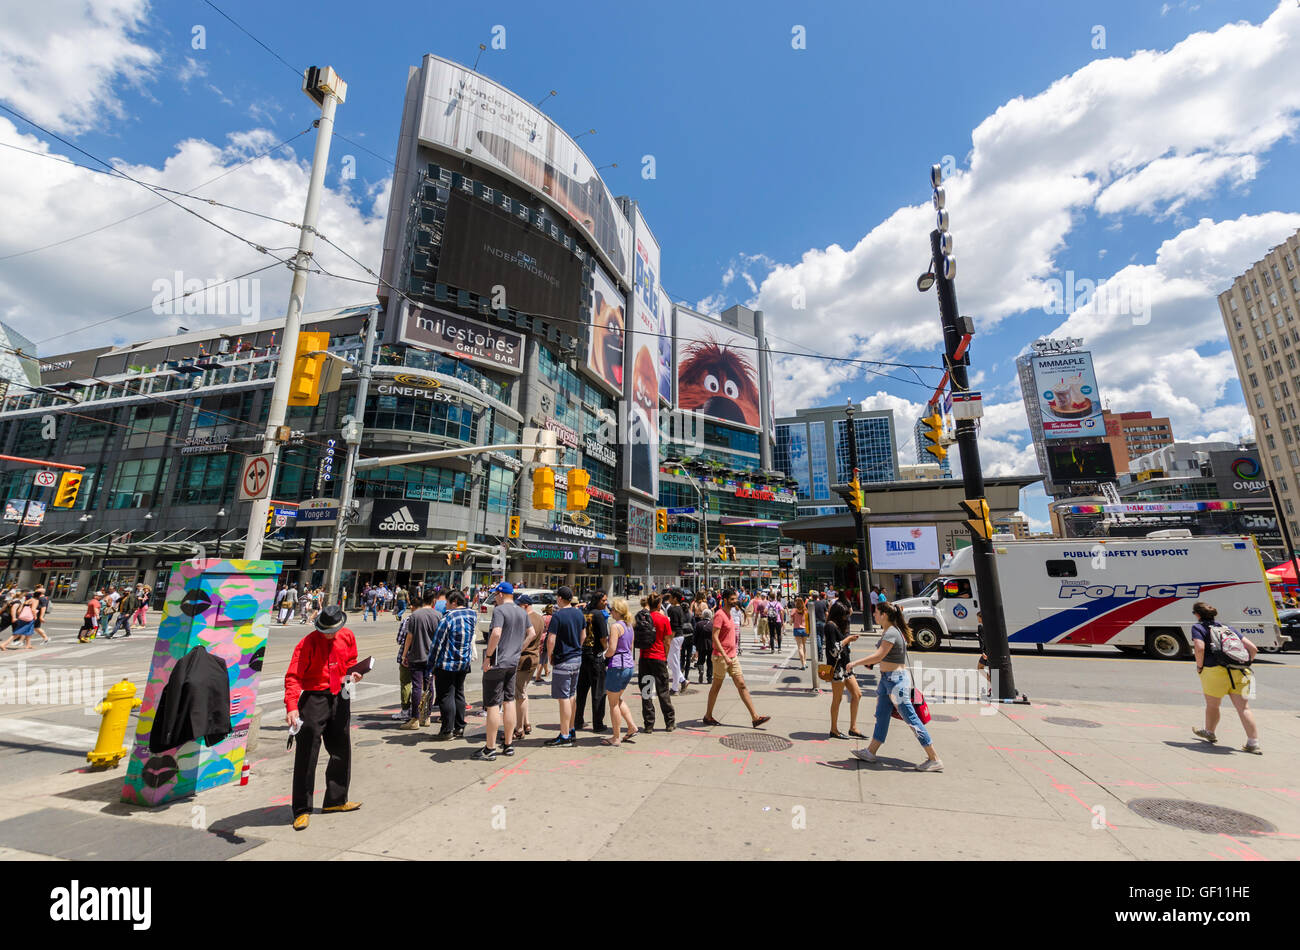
624;208;661;500
436;190;583;321
1030;351;1104;440
1046;443;1117;484
586;265;625;397
675;309;762;429
416;55;632;283
869;526;940;571
657;286;673;404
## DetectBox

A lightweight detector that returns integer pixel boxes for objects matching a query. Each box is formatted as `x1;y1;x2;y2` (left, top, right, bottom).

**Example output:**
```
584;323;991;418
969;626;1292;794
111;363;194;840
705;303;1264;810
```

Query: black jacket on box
148;645;233;753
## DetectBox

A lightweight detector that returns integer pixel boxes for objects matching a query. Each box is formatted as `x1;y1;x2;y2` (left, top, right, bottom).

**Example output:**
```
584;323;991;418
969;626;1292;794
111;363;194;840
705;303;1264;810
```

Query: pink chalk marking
1218;833;1268;861
1252;829;1300;839
267;794;291;804
485;756;531;792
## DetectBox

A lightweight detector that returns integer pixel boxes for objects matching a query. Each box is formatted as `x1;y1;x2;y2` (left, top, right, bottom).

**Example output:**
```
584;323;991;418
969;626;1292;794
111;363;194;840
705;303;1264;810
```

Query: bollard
87;679;142;770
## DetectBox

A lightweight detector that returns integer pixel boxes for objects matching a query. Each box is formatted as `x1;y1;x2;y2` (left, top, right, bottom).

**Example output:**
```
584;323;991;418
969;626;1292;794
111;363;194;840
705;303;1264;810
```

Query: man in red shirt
285;604;364;830
638;592;676;732
703;589;770;729
77;591;102;643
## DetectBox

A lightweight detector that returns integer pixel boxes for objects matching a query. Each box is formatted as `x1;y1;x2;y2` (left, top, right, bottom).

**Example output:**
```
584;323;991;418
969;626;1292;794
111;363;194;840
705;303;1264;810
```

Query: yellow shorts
713;654;746;688
1199;665;1253;699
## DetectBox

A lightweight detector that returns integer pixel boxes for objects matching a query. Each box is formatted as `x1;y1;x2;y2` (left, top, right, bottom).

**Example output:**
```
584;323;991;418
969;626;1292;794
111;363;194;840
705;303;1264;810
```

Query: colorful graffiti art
122;558;280;807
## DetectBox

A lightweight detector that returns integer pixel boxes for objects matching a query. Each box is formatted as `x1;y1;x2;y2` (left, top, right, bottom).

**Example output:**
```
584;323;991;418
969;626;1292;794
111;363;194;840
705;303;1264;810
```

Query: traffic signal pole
842;406;873;628
244;68;344;560
929;224;1023;703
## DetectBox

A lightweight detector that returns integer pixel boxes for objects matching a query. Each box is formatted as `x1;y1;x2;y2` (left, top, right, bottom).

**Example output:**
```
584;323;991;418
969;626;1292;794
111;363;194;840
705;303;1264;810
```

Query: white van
892;533;1287;659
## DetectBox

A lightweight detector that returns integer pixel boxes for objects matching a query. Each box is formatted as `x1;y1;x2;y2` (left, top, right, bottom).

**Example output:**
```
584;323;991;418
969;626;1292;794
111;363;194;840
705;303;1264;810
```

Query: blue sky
2;0;1300;529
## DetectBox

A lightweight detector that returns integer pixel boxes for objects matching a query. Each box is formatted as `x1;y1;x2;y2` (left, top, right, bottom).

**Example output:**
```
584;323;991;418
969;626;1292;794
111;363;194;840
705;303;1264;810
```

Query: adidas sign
378;506;422;532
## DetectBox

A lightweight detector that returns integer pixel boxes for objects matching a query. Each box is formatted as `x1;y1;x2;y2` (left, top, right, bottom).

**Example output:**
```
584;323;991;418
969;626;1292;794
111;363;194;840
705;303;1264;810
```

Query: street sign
297;498;338;526
34;471;57;488
275;515;288;528
238;454;274;501
665;506;697;515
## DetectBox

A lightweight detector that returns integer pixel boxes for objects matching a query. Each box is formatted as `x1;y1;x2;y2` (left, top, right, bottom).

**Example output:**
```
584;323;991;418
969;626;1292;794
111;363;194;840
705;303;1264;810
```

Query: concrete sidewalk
0;670;1297;861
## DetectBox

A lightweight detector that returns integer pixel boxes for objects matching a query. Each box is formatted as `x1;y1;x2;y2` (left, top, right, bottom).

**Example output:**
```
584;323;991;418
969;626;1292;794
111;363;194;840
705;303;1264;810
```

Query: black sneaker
665;724;676;733
452;729;464;739
470;747;497;761
544;734;568;747
558;734;576;747
500;744;515;756
432;731;452;741
642;725;654;734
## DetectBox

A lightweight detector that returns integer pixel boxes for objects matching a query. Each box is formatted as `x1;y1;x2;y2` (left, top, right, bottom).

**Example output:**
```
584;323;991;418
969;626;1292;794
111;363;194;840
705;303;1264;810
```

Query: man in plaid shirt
428;590;476;740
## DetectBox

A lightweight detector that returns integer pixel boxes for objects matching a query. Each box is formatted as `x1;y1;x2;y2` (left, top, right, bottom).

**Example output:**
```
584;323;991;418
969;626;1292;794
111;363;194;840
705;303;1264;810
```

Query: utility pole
323;305;376;606
925;163;1023;703
842;403;873;626
244;66;347;560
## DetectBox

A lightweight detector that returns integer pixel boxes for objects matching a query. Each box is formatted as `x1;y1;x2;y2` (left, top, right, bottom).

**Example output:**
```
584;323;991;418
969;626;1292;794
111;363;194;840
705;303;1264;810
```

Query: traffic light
566;468;590;511
52;471;82;508
960;497;993;540
719;534;728;561
287;331;330;407
655;508;668;532
922;408;946;462
846;476;864;514
309;551;319;566
532;466;555;510
508;516;521;538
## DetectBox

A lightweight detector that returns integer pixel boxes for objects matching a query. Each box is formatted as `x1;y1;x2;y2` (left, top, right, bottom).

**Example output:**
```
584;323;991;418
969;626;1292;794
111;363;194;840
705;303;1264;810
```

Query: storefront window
125;404;174;449
173;453;235;505
109;457;170;509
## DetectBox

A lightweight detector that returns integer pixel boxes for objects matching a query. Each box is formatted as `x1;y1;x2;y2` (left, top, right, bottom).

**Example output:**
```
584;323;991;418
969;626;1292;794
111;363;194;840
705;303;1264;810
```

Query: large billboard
397;303;525;374
1046;443;1116;485
675;308;762;429
869;525;940;572
436;190;584;320
416;55;632;284
1211;450;1269;499
624;208;661;500
586;265;625;396
1030;351;1105;440
657;287;673;404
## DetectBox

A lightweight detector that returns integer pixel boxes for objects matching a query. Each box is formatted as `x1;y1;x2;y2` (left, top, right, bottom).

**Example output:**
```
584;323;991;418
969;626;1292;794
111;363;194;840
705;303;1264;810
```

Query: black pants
695;637;713;681
409;667;429;721
638;657;675;729
292;691;351;818
574;650;607;729
679;636;694;682
434;667;468;733
769;621;783;651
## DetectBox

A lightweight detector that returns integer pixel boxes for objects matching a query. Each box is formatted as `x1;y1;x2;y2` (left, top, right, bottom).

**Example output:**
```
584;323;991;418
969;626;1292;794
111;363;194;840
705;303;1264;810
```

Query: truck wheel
911;621;942;651
1144;629;1186;660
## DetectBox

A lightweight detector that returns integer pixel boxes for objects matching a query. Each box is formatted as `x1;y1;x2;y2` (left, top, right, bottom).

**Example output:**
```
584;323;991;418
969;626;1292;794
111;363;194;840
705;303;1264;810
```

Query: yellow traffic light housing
532;466;556;510
566;468;590;511
718;534;728;561
922;408;946;462
287;330;330;407
655;508;668;532
960;497;993;540
846;476;864;514
53;471;82;508
508;515;521;538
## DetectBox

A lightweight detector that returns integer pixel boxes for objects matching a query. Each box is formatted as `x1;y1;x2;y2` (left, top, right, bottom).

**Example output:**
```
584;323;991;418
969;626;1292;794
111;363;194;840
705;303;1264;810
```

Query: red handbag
890;665;931;724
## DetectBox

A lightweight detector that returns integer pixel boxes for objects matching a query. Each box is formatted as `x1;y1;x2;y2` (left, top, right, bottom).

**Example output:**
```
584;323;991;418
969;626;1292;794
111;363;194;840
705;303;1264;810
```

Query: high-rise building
775;406;897;513
1218;229;1300;542
1102;410;1174;472
912;414;953;476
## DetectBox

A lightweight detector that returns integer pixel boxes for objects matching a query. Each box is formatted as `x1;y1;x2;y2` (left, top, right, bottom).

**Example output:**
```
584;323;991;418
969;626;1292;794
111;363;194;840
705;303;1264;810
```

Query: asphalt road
2;610;1297;788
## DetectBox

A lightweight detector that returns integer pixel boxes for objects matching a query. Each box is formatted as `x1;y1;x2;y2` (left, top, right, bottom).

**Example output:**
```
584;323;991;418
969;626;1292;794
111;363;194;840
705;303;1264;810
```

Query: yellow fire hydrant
87;679;142;770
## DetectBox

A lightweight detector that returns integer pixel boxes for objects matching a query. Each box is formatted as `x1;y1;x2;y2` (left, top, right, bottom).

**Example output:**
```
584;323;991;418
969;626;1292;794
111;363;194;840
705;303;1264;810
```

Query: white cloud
178;55;207;88
0;0;158;134
750;2;1300;412
0;117;389;349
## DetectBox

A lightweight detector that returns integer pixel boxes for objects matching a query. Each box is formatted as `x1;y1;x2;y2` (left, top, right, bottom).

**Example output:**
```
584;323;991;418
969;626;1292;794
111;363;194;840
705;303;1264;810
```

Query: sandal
752;715;771;728
829;730;849;740
524;724;532;735
512;728;525;741
600;737;621;746
623;730;638;743
848;729;866;739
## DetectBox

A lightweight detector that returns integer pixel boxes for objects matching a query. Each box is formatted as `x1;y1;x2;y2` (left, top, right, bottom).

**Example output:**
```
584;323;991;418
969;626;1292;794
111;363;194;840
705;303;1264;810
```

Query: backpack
633;609;657;650
694;612;714;642
1200;622;1251;668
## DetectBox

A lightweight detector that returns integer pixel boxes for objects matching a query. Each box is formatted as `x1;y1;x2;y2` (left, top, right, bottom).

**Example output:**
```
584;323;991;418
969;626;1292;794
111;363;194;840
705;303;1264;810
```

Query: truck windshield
917;578;939;600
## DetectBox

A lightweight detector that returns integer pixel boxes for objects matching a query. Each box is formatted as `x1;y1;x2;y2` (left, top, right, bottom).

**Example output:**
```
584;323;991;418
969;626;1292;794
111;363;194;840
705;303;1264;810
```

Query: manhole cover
929;714;959;723
1128;798;1276;835
719;733;793;752
1043;717;1102;728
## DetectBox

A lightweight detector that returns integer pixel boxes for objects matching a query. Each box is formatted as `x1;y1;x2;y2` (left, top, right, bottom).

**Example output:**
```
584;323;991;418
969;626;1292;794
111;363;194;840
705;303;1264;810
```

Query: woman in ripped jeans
847;602;944;772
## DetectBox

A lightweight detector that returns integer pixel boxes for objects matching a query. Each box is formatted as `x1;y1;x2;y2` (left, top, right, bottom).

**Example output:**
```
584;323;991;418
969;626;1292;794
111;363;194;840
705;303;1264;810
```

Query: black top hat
315;604;347;634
